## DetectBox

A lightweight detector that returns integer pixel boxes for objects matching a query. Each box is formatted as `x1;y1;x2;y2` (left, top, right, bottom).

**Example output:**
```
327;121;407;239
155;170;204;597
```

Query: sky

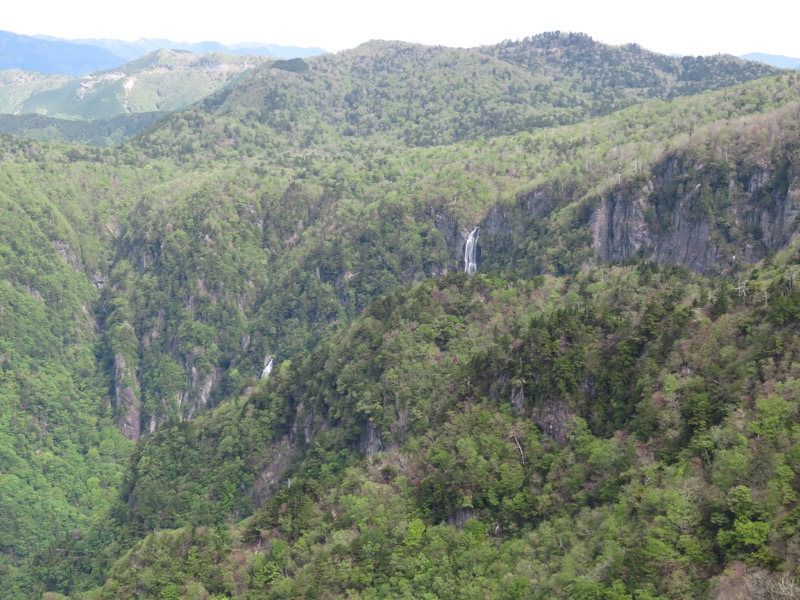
4;0;800;58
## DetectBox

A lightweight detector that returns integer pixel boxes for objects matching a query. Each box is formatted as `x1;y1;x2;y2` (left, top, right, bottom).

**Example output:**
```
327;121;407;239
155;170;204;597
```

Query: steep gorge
3;35;800;598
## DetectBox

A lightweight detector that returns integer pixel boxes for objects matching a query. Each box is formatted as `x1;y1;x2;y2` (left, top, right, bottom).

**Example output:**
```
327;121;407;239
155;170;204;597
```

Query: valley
0;32;799;599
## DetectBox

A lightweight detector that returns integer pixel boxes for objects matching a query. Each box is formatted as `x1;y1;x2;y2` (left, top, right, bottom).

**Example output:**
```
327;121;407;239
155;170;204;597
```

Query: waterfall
464;227;479;274
260;357;274;380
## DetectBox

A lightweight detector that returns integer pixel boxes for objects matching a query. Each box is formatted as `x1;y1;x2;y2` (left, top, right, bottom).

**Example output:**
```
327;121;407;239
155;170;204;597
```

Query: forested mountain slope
1;49;267;119
0;50;267;145
26;258;800;599
0;136;150;581
0;34;799;599
486;32;778;111
103;71;800;440
0;112;164;146
0;32;780;149
146;34;778;149
0;70;71;113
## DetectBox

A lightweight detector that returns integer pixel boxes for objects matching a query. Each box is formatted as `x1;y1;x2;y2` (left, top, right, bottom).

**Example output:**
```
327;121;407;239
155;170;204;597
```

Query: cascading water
464;227;479;274
260;357;274;380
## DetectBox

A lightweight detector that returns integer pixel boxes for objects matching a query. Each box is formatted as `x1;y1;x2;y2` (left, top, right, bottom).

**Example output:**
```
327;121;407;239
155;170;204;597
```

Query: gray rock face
183;368;219;420
471;149;799;278
433;211;462;255
590;157;800;274
531;397;578;445
434;210;481;273
52;240;81;270
114;352;141;441
591;176;719;272
358;420;385;456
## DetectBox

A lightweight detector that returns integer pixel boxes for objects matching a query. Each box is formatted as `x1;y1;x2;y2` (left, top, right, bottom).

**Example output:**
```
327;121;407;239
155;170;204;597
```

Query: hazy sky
4;0;800;57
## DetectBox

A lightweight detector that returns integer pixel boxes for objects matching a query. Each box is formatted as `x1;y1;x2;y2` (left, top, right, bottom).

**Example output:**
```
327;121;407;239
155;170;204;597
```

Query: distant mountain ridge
0;32;781;147
740;52;800;69
0;30;125;75
37;34;328;62
190;34;780;149
0;49;267;120
0;29;326;78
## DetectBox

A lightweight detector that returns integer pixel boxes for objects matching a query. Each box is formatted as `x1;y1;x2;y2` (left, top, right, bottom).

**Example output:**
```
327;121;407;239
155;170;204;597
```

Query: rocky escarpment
114;351;141;441
590;156;800;274
433;210;481;273
471;121;800;278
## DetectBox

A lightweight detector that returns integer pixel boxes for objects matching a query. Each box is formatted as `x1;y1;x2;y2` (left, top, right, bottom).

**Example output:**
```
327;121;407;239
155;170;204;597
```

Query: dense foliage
0;113;166;146
0;33;799;599
0;150;136;583
27;263;800;599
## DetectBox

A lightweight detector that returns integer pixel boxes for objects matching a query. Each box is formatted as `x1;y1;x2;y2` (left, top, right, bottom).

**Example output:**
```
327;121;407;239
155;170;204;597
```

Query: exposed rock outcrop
590;158;800;274
475;146;800;278
114;352;141;441
52;240;81;270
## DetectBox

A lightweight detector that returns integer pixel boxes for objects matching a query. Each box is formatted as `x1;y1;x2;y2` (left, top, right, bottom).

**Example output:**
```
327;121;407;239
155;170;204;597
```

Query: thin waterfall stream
464;227;479;274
